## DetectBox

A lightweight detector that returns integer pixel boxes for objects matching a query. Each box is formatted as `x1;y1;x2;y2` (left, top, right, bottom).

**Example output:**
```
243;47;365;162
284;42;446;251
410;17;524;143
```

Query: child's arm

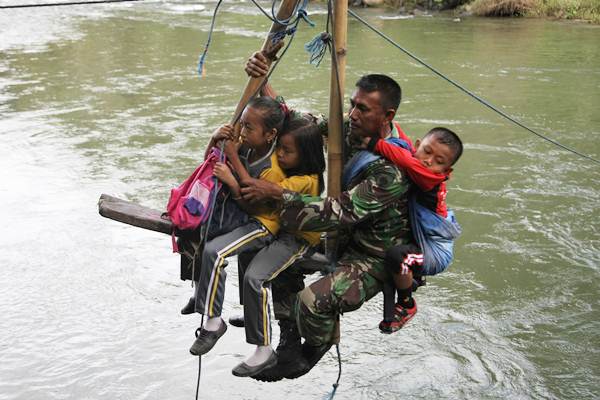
367;137;446;192
222;139;254;186
212;162;255;214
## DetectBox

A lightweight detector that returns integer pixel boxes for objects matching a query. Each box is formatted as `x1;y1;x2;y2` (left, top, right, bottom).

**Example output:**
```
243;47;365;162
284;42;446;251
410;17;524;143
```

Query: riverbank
467;0;600;23
368;0;600;23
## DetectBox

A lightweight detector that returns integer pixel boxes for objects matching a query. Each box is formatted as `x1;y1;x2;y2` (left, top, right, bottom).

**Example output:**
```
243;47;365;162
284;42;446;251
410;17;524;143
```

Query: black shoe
228;314;245;328
181;297;195;315
301;342;332;372
256;342;330;380
251;320;306;382
232;351;278;377
189;319;227;356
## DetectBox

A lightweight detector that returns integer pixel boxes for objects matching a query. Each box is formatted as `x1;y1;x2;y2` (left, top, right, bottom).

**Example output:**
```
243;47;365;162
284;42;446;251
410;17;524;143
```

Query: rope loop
297;8;315;27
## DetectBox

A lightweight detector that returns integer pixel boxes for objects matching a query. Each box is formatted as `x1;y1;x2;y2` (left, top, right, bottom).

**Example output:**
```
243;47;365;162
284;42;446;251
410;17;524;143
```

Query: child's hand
212;124;235;142
213;162;237;187
223;139;240;158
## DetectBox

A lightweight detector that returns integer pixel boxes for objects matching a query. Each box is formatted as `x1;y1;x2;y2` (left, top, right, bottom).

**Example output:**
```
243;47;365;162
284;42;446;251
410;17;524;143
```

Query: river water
0;1;598;399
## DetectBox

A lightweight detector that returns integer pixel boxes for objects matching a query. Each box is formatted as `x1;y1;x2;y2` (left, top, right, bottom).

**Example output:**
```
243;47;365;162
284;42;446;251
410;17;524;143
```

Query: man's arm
279;162;408;232
245;51;278;98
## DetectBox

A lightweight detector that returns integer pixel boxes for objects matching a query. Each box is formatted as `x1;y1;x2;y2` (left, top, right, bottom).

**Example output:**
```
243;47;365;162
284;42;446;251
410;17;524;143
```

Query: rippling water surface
0;1;598;399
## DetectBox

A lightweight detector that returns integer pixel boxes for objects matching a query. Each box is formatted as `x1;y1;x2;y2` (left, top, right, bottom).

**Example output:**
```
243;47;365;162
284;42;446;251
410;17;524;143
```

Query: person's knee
298;285;324;314
204;240;221;259
298;265;377;319
385;246;406;275
298;286;314;306
242;270;263;293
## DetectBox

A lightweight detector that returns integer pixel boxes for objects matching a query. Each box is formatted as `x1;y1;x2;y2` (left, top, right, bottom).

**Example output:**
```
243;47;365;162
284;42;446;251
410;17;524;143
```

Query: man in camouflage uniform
242;57;413;379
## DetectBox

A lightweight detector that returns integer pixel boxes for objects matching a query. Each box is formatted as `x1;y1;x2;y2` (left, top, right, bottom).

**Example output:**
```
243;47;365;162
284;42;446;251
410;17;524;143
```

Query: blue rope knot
270;26;297;44
304;32;331;67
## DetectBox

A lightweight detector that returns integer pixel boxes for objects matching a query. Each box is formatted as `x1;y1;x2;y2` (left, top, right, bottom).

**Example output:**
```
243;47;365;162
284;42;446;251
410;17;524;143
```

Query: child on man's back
363;127;463;333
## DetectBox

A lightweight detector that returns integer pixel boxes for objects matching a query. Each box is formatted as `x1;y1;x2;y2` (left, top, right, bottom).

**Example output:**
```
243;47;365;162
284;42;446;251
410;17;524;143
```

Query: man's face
348;88;391;140
414;135;455;175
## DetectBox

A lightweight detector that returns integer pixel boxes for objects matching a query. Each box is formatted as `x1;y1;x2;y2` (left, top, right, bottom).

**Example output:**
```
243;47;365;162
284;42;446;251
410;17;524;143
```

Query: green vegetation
467;0;600;22
373;0;600;22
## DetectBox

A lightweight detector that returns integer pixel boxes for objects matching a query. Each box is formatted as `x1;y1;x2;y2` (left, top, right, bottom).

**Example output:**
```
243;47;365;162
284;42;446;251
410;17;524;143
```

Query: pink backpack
166;147;224;251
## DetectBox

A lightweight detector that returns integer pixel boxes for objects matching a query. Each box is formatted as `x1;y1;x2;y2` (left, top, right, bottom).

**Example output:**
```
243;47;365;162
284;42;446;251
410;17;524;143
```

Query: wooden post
327;0;347;198
324;0;347;261
230;0;300;125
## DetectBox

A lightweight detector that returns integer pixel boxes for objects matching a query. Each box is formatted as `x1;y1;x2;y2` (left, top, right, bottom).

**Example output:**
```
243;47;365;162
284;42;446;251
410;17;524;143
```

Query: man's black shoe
251;319;306;382
253;341;330;380
302;342;332;372
181;297;195;315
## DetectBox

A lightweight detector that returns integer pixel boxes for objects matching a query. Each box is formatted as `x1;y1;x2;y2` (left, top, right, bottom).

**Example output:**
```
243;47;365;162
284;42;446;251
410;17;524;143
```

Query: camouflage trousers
296;247;389;346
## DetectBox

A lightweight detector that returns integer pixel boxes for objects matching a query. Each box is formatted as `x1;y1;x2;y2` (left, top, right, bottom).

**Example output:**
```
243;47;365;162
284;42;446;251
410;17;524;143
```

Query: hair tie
280;102;290;117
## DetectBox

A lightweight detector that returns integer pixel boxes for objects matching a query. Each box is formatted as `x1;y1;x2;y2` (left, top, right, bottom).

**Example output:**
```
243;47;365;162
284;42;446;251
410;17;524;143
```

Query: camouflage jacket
279;98;413;258
280;157;412;259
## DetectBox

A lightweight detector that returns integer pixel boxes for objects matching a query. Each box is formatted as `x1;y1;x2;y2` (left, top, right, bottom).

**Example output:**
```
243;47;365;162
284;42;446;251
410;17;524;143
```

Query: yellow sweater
278;174;321;246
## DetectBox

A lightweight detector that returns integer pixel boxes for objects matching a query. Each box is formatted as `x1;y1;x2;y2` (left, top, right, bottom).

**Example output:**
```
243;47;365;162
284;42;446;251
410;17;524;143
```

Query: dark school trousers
241;232;311;346
194;220;273;318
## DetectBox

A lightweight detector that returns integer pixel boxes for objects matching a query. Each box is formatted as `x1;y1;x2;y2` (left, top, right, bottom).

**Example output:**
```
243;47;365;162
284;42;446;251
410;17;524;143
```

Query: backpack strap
171;228;179;253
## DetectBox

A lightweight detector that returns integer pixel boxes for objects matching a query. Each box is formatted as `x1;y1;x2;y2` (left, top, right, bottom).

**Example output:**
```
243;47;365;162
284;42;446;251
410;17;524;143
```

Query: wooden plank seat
97;192;331;272
98;193;178;236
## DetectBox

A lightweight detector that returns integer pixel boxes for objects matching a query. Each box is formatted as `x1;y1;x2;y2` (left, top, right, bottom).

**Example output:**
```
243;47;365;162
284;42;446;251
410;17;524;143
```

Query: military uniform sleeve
280;162;408;232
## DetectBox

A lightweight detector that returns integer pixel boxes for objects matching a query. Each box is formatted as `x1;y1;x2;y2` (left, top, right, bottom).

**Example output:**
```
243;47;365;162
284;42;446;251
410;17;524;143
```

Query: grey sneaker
189;319;227;356
231;351;278;377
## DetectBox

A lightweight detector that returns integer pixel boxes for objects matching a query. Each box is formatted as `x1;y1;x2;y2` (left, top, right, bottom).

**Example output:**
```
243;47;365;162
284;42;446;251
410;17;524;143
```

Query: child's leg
242;234;309;348
232;233;310;377
382;282;396;322
194;221;272;320
380;244;422;333
190;221;273;356
386;244;422;305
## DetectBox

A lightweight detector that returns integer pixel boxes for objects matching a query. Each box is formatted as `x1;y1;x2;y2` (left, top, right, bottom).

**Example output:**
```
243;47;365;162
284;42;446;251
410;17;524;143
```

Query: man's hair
247;96;286;134
425;127;463;165
355;74;402;111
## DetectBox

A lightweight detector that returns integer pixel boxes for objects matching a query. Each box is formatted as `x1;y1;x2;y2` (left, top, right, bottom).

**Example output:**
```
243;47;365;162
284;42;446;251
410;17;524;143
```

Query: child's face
276;134;300;171
240;106;276;150
414;135;455;174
